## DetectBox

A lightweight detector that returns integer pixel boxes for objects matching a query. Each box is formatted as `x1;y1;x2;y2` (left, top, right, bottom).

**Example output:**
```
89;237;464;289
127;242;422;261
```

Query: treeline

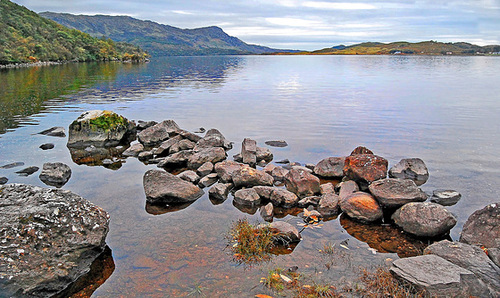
0;0;148;65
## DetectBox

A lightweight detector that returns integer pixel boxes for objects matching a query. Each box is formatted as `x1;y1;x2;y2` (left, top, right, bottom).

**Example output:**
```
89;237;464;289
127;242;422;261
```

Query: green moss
88;112;127;131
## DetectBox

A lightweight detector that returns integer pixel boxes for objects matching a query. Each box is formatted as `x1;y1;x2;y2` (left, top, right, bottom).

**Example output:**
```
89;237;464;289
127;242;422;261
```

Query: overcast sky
12;0;500;50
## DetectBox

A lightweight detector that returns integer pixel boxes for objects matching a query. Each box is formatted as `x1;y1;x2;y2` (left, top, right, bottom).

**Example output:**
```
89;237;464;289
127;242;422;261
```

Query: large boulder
143;169;204;204
313;157;345;178
0;184;109;297
214;160;244;183
340;192;383;222
424;240;500;296
343;154;388;186
232;166;274;188
368;178;427;208
67;110;135;148
187;147;226;169
284;168;320;198
390;255;489;297
389;158;429;186
39;162;72;187
392;202;457;237
137;120;180;147
460;202;500;249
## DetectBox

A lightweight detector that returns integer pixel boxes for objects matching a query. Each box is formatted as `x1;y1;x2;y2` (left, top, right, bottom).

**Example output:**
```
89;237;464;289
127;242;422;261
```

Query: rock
460;202;500;249
343;154;388;186
389;158;429;186
291;165;313;173
0;177;7;184
15;166;39;176
0;184;109;297
38;126;66;137
271;167;289;182
122;143;144;157
431;189;461;206
265;140;288;147
424;240;500;296
350;146;373;155
232;166;274;188
179;130;202;143
214;160;244;183
276;159;290;164
157;150;194;168
260;203;274;221
68;146;125;169
338;180;359;201
392;202;457;237
263;163;277;174
256;147;273;162
269;221;301;243
195;127;206;133
39;162;72;187
0;162;24;169
187;147;226;169
284;168;320;198
136;120;157;131
198;173;218;188
233;153;243;162
208;183;233;202
298;196;321;207
154;135;183;157
169;139;195;154
138;151;153;161
318;189;340;217
194;128;232;151
233;188;261;206
177;170;200;184
340;192;383;222
253;186;275;200
143;169;204;204
305;163;315;171
368;178;427;208
197;162;214;177
390;255;489;297
68;110;135;148
270;188;299;208
241;138;257;165
488;248;500;268
314;157;345;178
39;143;55;150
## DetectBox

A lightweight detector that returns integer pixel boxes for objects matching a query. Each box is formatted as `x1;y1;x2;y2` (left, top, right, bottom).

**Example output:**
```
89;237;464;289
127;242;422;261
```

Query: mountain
0;0;148;65
40;12;290;56
312;41;500;55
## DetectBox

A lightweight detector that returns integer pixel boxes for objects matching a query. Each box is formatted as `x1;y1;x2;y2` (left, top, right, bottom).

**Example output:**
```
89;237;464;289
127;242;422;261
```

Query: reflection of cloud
303;2;377;10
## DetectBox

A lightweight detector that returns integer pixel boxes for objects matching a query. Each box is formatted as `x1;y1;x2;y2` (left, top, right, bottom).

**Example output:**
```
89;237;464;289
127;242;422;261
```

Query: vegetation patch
88;112;127;131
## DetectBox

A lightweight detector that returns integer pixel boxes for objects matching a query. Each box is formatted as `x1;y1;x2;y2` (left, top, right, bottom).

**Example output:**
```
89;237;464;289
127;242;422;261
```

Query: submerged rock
264;140;288;147
368;178;427;208
39;162;72;187
431;189;461;206
389;158;429;186
15;166;39;176
460;202;500;250
0;177;8;184
0;162;24;169
143;169;204;204
0;184;109;297
392;202;457;237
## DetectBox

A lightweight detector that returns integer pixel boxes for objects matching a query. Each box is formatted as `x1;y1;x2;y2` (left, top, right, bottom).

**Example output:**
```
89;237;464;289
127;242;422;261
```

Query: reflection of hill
0;56;242;135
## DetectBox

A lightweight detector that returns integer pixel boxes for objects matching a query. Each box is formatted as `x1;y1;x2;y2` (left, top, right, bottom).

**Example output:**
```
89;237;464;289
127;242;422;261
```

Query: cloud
302;2;377;10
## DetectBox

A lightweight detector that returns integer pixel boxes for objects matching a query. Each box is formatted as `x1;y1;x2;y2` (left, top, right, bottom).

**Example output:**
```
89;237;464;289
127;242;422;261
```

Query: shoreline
0;58;150;70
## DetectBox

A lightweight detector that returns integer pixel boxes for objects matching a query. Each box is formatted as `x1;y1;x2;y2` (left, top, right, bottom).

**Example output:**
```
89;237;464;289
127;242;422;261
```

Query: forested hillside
0;0;148;65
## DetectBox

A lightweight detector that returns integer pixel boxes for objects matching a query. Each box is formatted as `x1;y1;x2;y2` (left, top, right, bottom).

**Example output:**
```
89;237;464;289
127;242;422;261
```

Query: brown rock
232;166;274;188
241;138;257;165
214;160;244;183
187;147;226;169
389;158;429;186
343;154;388;186
260;203;274;221
340;192;383;222
338;180;359;201
460;202;500;249
269;221;301;243
368;178;427;208
143;169;203;204
233;188;261;206
392;202;457;237
314;157;345;178
270;188;299;208
284;168;320;198
350;146;373;155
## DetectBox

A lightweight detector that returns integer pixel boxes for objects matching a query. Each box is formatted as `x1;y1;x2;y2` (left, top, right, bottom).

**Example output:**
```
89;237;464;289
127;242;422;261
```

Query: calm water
1;55;500;297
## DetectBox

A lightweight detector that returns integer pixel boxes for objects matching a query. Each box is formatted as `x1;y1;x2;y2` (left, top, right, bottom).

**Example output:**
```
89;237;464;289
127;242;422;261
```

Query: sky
11;0;500;50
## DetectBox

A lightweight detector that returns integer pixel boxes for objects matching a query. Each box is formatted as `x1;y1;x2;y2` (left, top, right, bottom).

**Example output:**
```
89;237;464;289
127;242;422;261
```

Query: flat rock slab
38;126;66;137
392;202;457;237
15;166;39;176
143;169;204;204
368;178;427;208
265;140;288;147
460;202;500;249
0;184;110;297
390;255;489;297
0;162;24;169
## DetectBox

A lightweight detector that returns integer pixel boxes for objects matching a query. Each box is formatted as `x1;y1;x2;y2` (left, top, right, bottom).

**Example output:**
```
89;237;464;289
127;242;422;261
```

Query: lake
1;55;499;297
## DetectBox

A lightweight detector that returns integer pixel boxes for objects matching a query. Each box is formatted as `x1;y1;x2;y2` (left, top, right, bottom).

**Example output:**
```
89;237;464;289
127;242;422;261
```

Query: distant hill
40;12;292;56
311;41;500;55
0;0;148;65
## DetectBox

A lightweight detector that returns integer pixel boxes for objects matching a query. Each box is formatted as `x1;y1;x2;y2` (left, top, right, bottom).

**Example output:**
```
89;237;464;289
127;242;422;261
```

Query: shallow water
1;55;500;296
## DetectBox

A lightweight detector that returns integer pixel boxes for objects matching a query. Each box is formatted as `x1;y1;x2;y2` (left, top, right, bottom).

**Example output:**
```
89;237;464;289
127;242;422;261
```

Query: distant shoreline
0;59;149;70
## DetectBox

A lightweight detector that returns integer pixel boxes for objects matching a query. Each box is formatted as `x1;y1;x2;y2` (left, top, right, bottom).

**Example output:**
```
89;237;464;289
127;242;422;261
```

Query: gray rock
263;163;276;174
0;177;8;184
241;138;257;165
233;153;243;162
198;173;218;188
338;180;359;201
157;150;194;168
340;192;383;222
318;192;340;217
430;189;461;206
214;160;244;183
194;128;232;151
179;129;202;142
256;147;273;162
390;255;489;297
143;169;204;204
177;170;200;184
154;135;183;157
138;120;180;146
392;202;457;237
234;188;261;206
68;110;135;147
314;157;345;178
208;183;233;202
291;165;313;173
305;163;315;171
271;166;289;182
460;202;500;249
284;168;320;198
232;166;274;188
253;186;275;200
269;221;301;243
136;120;157;131
264;140;288;147
169;139;195;154
260;203;274;221
138;150;154;161
187;147;226;169
39;143;55;150
298;196;321;207
39;162;71;187
424;240;500;296
389;158;429;186
0;162;24;169
276;159;290;164
0;184;109;297
38;126;66;137
122;143;144;157
15;166;39;176
270;188;299;208
368;178;427;208
197;161;214;177
488;248;500;268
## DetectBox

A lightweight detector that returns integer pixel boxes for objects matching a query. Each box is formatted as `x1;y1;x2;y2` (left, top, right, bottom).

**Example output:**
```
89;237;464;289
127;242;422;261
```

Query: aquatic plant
88;111;128;131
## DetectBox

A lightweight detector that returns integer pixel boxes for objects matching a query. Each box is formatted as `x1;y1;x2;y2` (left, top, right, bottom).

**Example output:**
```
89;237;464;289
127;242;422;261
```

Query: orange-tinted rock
340;191;383;222
343;154;388;185
350;146;374;155
284;168;320;198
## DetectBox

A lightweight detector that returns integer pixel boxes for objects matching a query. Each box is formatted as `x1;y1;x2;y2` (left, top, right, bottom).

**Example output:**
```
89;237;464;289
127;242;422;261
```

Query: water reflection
145;201;195;215
68;146;127;170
